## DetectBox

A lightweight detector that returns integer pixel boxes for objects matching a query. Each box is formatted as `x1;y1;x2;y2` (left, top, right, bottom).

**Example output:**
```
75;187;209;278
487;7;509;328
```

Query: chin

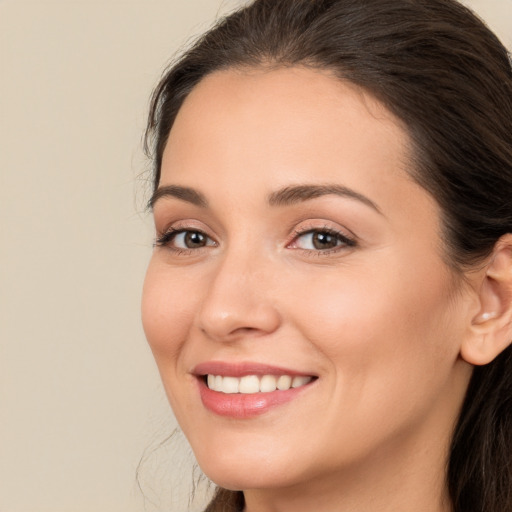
195;447;303;491
202;467;292;492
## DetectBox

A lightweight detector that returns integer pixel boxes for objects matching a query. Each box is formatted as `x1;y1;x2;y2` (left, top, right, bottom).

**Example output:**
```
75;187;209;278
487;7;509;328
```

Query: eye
290;228;356;252
174;230;209;249
155;228;216;251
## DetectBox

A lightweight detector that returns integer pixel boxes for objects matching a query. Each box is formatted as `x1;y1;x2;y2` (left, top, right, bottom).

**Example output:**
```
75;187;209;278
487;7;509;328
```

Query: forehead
162;66;411;189
162;67;422;211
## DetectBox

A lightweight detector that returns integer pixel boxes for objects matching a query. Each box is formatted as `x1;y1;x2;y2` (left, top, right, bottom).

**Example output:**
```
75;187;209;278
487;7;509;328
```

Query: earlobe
461;235;512;366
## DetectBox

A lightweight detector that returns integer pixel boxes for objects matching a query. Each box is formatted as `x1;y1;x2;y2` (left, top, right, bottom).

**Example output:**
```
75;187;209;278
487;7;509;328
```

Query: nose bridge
196;241;280;341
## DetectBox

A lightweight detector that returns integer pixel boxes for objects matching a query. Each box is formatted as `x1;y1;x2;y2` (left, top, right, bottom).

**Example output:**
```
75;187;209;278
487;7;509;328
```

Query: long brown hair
145;1;512;510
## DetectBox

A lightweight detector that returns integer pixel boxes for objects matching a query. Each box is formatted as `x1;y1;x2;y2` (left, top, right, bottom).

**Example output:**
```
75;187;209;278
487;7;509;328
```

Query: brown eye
183;231;208;248
311;231;339;250
155;229;216;251
291;229;356;252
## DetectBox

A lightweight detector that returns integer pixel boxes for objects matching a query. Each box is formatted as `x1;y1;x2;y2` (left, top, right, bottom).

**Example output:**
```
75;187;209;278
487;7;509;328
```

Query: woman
141;0;512;511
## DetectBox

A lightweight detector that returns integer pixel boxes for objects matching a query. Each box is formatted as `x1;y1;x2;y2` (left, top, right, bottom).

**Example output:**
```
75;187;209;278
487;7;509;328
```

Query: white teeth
292;375;311;388
206;374;313;394
239;375;260;394
277;375;292;390
221;376;239;394
260;375;277;392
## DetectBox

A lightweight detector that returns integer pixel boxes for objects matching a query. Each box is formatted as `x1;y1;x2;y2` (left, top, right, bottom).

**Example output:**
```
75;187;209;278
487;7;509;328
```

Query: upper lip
193;361;316;378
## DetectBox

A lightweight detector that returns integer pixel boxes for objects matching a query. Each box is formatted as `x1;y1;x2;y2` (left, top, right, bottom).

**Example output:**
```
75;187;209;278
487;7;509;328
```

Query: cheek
141;260;204;429
141;259;195;364
286;259;459;397
281;262;464;462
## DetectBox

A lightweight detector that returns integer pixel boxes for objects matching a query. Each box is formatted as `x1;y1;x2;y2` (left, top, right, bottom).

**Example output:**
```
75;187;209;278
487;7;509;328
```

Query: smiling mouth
205;374;314;394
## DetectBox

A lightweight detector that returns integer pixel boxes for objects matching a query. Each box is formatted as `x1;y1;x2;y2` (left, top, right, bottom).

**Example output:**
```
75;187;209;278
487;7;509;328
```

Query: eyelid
154;221;217;251
155;216;210;235
286;221;357;253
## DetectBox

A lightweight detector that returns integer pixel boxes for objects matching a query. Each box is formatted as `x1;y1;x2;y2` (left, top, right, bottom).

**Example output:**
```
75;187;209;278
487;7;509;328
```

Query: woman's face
142;67;474;492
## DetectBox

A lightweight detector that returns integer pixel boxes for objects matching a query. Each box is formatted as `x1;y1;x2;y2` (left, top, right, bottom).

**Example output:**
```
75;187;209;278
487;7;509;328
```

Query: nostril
197;305;281;342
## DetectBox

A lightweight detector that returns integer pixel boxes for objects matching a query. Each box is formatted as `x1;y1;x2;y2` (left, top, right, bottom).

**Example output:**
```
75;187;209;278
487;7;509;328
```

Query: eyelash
289;226;356;255
154;227;215;255
154;226;356;256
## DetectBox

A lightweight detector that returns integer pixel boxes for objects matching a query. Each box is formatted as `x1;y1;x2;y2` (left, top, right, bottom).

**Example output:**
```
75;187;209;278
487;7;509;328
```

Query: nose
196;251;281;342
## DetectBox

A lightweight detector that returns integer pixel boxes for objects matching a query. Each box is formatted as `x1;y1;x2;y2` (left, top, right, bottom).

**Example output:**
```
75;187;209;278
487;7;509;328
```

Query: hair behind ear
204;488;244;512
449;345;512;512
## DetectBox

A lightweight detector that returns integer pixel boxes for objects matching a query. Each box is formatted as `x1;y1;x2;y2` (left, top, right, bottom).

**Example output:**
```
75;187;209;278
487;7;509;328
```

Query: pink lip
193;361;314;377
198;382;312;418
193;361;316;419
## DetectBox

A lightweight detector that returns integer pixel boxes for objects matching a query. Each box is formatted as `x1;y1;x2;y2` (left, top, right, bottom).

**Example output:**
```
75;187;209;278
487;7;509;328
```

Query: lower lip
198;378;313;418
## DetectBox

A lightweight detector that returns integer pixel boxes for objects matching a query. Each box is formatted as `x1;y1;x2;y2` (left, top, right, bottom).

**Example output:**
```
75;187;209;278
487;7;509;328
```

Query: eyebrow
149;183;381;214
268;184;382;213
149;185;208;209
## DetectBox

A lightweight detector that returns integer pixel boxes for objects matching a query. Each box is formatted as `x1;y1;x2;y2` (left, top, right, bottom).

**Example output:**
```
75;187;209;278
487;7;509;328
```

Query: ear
461;234;512;366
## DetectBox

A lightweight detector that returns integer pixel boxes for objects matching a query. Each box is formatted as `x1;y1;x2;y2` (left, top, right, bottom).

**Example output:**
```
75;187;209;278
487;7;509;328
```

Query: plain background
1;1;510;511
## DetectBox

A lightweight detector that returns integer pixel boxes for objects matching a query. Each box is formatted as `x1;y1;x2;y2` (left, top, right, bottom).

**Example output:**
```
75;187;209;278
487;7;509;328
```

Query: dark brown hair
145;1;512;510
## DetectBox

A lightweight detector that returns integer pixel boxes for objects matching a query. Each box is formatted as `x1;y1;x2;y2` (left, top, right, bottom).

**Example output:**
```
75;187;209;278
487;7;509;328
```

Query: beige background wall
1;1;510;511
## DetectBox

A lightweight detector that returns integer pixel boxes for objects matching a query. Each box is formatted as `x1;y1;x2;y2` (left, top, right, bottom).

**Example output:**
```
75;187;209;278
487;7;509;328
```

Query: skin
142;67;480;512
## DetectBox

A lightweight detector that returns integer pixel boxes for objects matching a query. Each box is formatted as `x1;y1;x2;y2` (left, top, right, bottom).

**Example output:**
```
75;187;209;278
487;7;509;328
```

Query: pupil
185;231;206;248
313;232;337;250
